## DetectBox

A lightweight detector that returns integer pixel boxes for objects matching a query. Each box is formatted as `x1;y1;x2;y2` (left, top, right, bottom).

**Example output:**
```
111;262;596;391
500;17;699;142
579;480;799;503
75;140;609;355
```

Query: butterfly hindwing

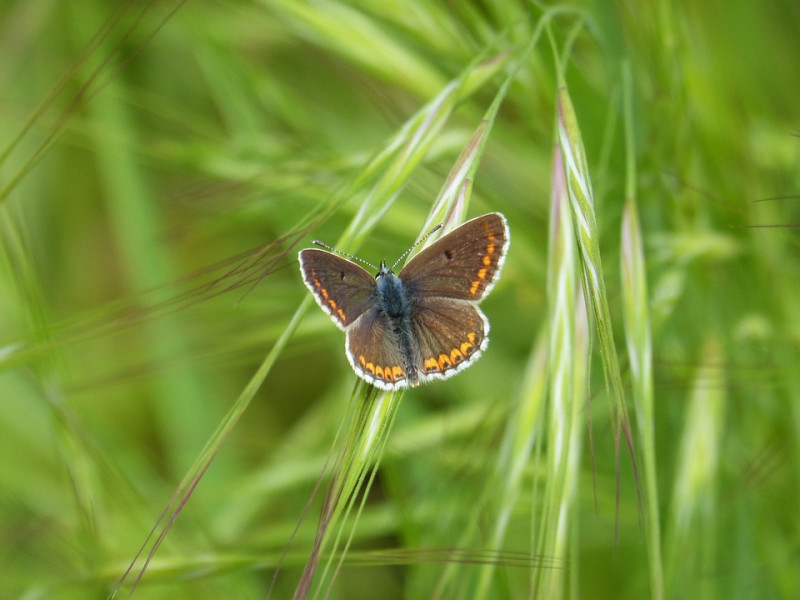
345;307;412;389
398;213;509;301
409;297;489;382
298;249;376;329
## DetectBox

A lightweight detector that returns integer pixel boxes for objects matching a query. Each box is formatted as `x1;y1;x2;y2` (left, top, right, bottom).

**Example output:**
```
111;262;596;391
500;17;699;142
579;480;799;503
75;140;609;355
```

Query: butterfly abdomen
376;271;420;386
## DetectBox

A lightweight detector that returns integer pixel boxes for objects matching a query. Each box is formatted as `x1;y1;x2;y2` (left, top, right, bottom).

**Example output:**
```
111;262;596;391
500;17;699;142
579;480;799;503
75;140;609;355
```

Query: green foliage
1;1;798;598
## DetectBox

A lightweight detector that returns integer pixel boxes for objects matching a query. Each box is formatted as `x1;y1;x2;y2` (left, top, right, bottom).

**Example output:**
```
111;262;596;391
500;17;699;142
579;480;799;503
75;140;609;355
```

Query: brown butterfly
299;213;509;390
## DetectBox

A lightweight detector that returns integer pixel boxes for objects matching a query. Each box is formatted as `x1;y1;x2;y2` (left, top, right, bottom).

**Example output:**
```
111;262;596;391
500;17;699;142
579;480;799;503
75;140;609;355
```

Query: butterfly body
372;263;420;384
299;213;509;390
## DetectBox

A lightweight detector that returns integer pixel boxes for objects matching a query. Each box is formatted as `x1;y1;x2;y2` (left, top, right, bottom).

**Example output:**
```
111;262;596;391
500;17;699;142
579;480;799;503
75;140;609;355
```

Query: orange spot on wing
437;353;452;370
460;340;474;355
482;255;491;266
392;366;404;380
450;348;463;364
423;357;438;372
469;280;481;295
477;268;488;280
486;243;495;254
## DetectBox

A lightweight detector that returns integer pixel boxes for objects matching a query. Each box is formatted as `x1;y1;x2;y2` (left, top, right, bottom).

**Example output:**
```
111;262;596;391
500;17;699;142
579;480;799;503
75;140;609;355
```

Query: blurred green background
1;1;798;598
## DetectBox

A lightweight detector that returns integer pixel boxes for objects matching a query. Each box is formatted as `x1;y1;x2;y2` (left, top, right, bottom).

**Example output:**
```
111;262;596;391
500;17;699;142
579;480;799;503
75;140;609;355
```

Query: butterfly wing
398;212;509;301
409;297;489;383
344;298;488;389
298;249;376;329
345;307;412;389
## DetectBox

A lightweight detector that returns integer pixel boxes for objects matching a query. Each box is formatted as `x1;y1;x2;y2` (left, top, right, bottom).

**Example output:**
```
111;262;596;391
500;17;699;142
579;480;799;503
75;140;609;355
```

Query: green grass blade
557;84;637;522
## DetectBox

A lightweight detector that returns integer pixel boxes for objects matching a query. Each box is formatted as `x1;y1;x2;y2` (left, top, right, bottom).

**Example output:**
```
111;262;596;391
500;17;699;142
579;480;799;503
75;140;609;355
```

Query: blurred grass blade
620;63;664;600
664;340;725;599
0;1;188;205
264;0;445;98
475;330;547;600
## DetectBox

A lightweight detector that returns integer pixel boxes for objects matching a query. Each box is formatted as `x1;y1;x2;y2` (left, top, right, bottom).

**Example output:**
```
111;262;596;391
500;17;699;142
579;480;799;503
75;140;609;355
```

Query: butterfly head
375;260;394;280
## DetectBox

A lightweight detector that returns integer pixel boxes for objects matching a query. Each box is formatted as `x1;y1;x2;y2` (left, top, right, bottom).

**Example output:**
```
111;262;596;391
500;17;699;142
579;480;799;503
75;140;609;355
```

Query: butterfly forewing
399;213;509;301
298;249;376;329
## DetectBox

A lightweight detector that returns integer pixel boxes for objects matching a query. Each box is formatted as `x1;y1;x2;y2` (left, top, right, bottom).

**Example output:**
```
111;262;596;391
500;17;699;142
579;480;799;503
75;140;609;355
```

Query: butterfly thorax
375;261;411;319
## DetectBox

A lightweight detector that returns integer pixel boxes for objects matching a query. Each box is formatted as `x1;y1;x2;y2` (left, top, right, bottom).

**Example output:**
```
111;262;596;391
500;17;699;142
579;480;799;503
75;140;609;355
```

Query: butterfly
298;213;509;390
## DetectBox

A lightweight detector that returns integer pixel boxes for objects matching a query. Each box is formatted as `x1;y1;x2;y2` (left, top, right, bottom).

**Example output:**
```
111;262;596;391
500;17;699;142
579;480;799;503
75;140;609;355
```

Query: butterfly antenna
390;223;443;270
312;240;379;271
